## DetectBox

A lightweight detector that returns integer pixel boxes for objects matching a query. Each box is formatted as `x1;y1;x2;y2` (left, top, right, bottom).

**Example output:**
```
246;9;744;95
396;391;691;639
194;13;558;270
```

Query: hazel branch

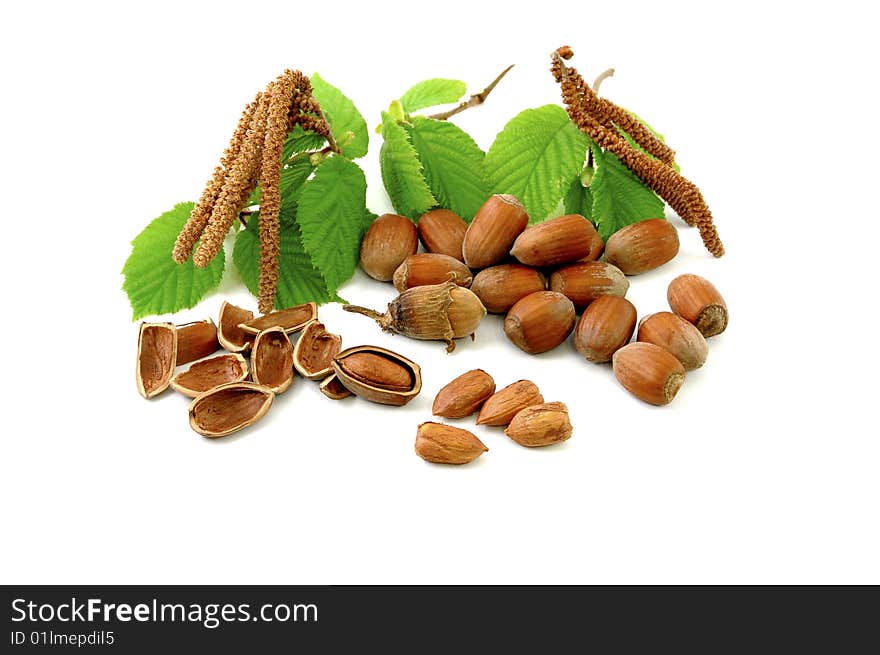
427;64;515;120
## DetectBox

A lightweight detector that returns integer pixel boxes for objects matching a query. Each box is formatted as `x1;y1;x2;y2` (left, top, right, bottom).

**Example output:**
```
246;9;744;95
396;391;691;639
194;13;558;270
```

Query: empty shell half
319;374;353;400
170;353;249;398
217;301;255;353
293;320;342;380
175;319;220;365
136;322;177;399
251;327;295;394
331;345;422;406
188;382;275;438
239;302;317;336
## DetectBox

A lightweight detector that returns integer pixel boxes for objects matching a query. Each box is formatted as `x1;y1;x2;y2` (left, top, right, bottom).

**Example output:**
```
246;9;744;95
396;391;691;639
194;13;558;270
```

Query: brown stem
316;105;341;154
592;68;615;93
427;65;515;120
342;304;386;322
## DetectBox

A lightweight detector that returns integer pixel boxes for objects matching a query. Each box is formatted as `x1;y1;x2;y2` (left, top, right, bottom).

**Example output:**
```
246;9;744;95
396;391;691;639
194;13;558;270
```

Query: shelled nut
415;422;488;465
432;369;496;419
477;380;544;427
505;402;572;447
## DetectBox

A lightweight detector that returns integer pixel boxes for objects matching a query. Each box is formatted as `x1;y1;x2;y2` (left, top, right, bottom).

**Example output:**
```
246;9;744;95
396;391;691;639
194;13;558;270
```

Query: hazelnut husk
343;281;486;352
360;213;419;281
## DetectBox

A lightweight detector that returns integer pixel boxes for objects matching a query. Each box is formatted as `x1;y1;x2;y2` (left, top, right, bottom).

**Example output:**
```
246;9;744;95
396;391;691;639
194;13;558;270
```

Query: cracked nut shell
239;302;317;336
332;345;421;406
251;327;295;394
136;322;177;399
217;301;255;353
292;320;342;380
176;319;220;365
170;353;249;398
188;382;275;438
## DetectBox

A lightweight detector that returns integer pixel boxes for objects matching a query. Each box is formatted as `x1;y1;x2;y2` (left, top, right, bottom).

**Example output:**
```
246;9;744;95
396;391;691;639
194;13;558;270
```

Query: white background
1;1;878;584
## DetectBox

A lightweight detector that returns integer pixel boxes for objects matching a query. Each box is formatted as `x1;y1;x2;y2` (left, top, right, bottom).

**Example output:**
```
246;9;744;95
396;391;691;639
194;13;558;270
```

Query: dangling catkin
551;48;723;257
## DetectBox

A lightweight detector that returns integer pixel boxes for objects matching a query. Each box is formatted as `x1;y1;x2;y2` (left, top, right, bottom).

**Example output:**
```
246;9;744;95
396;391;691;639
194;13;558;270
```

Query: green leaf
484;105;589;224
282;124;327;163
564;175;592;222
122;202;225;320
408;117;489;222
279;157;315;204
233;207;342;309
399;78;466;113
296;155;368;292
589;142;665;241
311;73;368;159
379;111;436;219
